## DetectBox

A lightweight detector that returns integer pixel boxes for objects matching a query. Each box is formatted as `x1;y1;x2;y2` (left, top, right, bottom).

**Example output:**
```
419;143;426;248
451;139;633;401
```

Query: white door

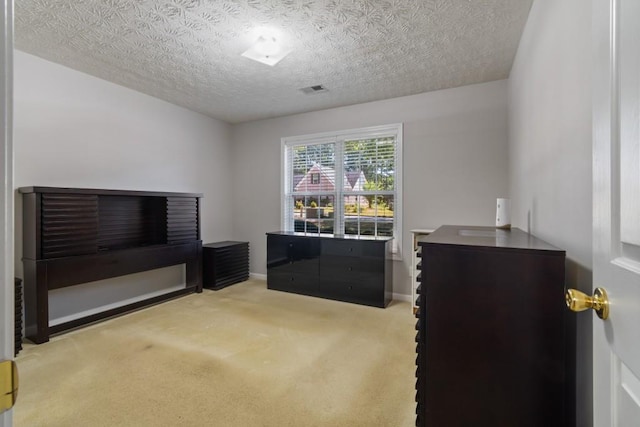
0;0;14;426
593;0;640;425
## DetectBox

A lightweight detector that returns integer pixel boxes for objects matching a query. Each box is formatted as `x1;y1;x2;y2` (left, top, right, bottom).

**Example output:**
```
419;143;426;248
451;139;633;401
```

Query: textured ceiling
15;0;532;124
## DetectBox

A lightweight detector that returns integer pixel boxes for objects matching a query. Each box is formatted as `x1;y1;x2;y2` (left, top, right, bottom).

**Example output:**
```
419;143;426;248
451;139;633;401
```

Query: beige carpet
15;280;416;426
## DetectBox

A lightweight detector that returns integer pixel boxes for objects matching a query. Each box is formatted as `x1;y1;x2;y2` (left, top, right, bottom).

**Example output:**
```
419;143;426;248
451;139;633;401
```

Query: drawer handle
349;247;353;252
290;277;295;281
348;267;352;271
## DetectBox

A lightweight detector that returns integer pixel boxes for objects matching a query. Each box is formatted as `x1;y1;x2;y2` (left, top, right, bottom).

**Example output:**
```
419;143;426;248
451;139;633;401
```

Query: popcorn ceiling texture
15;0;532;124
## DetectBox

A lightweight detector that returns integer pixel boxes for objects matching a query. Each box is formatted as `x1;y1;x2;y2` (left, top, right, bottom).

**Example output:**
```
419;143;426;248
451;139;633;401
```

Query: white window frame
281;123;403;260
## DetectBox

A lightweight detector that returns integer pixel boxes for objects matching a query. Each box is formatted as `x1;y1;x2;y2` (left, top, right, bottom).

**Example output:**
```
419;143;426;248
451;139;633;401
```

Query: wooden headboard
20;186;203;344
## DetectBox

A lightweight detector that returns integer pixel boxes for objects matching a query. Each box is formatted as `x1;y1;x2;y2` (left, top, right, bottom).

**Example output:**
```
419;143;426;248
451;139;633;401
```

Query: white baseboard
250;273;267;281
392;292;412;303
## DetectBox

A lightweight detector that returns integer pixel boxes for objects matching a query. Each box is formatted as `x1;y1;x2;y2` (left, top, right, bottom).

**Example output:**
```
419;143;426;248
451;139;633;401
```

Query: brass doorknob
0;360;18;414
565;287;609;320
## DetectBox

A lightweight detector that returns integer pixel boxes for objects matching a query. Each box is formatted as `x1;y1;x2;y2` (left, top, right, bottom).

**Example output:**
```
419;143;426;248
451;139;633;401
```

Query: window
282;124;403;257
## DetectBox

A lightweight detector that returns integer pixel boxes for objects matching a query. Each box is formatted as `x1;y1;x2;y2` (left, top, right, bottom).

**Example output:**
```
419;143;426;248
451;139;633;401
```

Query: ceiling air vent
300;84;328;94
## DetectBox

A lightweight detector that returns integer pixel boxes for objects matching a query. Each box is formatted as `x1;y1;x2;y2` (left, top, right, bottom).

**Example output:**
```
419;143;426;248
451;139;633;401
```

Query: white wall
230;80;509;297
14;50;234;323
508;1;592;426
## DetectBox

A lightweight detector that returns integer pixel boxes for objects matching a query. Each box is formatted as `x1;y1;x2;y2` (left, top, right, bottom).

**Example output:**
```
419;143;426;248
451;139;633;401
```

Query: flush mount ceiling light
242;34;291;66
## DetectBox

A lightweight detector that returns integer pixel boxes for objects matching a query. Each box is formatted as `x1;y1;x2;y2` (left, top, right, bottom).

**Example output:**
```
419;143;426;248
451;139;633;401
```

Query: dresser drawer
322;255;384;278
321;239;362;257
320;278;384;307
267;235;320;274
320;255;363;281
267;271;319;295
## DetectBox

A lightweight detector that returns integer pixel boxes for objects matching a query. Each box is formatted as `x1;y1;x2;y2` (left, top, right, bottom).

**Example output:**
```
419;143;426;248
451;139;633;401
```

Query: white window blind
282;124;403;257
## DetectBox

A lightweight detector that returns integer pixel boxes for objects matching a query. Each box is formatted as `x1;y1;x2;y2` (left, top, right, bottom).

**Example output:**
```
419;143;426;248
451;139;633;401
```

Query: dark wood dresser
266;232;393;307
202;241;249;290
415;225;574;427
20;186;203;344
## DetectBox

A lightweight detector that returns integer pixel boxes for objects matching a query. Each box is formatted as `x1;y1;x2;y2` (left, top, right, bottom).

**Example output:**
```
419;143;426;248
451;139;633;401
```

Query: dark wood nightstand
202;241;249;290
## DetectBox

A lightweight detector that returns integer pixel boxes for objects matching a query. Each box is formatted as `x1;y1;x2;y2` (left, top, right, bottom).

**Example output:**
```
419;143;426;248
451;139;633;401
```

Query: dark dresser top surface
419;225;564;253
19;186;202;198
267;231;393;242
203;241;248;249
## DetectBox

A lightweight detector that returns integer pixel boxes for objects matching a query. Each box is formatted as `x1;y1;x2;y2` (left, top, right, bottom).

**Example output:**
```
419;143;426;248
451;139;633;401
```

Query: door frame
592;0;612;423
0;0;14;425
